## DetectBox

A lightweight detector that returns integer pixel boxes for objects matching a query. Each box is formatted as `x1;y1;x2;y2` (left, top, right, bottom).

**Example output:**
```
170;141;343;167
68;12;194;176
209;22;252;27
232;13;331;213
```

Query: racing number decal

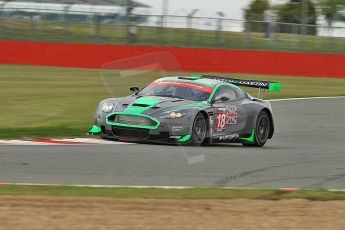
215;106;238;132
216;113;227;131
226;106;238;125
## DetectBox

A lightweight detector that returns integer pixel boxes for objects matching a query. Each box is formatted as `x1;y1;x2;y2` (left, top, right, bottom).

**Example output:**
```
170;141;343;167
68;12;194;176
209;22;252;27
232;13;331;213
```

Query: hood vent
132;103;150;107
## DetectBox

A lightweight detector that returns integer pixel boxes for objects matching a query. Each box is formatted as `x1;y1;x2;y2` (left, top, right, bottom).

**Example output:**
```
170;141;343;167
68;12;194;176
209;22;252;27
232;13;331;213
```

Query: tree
318;0;345;26
277;0;317;35
244;0;270;20
244;0;270;32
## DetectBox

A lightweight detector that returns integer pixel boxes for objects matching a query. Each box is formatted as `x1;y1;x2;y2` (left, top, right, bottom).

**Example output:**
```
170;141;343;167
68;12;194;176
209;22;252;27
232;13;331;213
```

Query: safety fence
0;7;344;53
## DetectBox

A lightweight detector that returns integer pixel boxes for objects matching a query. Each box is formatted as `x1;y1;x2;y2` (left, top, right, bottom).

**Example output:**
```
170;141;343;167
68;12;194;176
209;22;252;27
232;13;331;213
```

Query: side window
213;86;237;102
235;88;247;100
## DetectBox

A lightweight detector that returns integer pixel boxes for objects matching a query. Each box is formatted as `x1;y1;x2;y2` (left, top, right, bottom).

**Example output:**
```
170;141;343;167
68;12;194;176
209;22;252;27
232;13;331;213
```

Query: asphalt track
1;97;345;189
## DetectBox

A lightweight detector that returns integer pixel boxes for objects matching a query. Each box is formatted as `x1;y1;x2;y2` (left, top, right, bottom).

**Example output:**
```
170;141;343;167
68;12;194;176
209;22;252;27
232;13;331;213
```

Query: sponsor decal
209;117;214;125
215;106;238;131
225;106;237;125
210;77;269;88
171;126;186;133
217;134;239;141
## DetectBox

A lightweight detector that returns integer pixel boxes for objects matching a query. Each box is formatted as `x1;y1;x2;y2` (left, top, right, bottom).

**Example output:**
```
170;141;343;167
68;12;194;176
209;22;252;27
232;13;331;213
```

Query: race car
89;74;281;147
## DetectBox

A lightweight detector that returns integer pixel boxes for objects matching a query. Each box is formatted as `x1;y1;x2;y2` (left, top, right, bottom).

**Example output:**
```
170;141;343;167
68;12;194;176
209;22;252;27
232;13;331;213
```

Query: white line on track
1;182;344;192
269;96;345;102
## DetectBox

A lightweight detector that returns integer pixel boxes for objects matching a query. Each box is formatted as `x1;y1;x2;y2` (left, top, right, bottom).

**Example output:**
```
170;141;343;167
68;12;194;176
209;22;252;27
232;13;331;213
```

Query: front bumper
90;112;193;144
99;125;191;144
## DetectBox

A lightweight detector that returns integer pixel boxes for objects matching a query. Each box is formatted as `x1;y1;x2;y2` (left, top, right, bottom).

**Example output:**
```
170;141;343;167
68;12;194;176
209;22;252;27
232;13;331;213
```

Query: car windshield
137;81;212;101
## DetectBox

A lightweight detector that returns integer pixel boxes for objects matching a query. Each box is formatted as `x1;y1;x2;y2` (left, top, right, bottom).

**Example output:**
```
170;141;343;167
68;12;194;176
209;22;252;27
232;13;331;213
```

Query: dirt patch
0;196;344;230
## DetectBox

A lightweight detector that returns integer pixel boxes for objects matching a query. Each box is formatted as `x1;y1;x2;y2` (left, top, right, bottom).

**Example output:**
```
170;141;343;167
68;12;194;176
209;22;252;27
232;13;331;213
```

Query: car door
211;85;242;141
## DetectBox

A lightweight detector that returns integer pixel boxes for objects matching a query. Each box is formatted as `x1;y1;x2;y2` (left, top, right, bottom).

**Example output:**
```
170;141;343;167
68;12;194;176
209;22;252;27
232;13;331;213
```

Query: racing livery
89;75;281;147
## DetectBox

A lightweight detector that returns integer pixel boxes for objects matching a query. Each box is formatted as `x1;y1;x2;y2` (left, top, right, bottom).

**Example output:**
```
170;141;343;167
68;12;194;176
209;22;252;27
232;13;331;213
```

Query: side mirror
212;96;230;104
129;86;140;93
220;96;230;102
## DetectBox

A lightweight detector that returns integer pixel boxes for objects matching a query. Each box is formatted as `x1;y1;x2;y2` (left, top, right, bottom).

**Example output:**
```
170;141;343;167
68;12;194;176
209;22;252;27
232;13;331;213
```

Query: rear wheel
189;113;208;146
243;111;270;147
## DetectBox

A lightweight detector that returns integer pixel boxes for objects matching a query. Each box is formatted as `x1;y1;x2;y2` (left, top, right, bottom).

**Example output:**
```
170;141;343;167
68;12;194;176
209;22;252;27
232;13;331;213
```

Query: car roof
155;76;241;90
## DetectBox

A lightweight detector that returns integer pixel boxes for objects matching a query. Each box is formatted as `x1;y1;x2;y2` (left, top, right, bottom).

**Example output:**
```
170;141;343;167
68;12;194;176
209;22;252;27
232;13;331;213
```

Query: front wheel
243;111;270;147
189;113;208;146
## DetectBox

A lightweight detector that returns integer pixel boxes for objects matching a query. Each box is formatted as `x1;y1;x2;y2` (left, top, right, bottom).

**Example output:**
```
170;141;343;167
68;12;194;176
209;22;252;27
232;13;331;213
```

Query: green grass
1;19;344;53
0;64;345;139
0;185;344;200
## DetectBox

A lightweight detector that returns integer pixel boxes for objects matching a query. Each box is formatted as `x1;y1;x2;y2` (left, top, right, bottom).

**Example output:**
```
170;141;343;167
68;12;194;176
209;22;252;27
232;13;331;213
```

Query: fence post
215;18;222;47
160;0;168;45
125;3;131;43
157;14;164;45
0;1;8;39
186;15;192;45
63;5;71;41
31;17;37;40
186;16;194;46
0;6;3;39
94;13;101;43
273;22;279;50
243;20;250;49
327;26;334;53
298;24;304;51
186;9;198;46
125;3;137;44
300;0;308;51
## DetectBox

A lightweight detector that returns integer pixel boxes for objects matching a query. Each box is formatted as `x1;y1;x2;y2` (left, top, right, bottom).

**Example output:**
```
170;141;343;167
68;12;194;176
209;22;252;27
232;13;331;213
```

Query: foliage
244;0;270;20
318;0;345;26
277;0;317;35
244;0;318;35
244;0;270;32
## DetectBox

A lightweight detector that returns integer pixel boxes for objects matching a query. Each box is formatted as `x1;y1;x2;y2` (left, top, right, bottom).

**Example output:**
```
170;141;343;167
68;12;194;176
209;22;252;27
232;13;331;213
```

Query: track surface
1;98;345;189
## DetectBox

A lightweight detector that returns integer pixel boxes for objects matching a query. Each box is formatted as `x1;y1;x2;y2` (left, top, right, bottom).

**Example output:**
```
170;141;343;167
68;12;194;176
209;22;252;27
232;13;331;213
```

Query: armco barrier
0;40;344;78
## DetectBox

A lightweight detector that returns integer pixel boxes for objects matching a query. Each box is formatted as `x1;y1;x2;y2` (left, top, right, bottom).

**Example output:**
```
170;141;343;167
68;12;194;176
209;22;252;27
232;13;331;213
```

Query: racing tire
100;133;116;141
189;113;208;146
242;110;270;147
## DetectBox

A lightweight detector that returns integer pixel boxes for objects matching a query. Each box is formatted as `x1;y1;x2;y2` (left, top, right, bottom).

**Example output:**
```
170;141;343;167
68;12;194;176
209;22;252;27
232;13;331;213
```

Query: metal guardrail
0;8;344;53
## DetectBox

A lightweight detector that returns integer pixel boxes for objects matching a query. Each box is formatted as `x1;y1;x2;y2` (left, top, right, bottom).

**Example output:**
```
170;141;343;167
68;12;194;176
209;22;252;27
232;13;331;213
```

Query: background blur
0;0;344;53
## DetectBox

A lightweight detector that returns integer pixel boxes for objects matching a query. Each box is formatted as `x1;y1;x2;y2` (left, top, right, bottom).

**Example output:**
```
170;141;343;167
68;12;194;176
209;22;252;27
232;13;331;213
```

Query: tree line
244;0;345;35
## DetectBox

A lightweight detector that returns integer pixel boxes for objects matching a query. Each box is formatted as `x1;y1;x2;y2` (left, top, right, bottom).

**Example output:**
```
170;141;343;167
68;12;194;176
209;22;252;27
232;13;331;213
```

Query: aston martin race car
89;74;281;147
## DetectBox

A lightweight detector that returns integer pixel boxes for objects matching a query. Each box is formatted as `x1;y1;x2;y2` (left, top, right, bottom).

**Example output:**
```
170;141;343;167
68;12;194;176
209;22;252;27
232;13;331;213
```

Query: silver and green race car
89;74;281;147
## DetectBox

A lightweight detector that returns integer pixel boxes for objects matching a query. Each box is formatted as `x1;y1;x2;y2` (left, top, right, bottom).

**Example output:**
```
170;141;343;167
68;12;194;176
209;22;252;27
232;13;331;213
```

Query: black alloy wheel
190;113;208;145
243;111;270;147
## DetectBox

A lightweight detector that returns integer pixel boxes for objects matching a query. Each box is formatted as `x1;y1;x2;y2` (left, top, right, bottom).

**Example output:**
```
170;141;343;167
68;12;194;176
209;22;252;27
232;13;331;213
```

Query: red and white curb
0;138;134;145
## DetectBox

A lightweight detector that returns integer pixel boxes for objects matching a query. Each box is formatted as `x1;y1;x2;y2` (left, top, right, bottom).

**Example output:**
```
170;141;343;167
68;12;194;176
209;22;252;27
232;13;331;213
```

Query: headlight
159;111;186;119
101;103;114;113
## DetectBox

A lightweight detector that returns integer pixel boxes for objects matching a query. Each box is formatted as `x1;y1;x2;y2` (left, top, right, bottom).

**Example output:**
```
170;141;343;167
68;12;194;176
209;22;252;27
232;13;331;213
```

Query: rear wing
201;75;281;92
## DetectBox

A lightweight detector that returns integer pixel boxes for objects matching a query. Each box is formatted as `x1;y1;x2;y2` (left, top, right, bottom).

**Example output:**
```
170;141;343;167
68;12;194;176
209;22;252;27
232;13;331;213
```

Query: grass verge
1;64;345;139
0;185;344;201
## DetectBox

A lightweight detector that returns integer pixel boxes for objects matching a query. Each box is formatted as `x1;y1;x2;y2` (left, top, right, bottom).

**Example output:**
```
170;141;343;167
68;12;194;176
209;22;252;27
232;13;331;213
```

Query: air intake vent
132;103;150;107
108;114;157;127
178;76;201;80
